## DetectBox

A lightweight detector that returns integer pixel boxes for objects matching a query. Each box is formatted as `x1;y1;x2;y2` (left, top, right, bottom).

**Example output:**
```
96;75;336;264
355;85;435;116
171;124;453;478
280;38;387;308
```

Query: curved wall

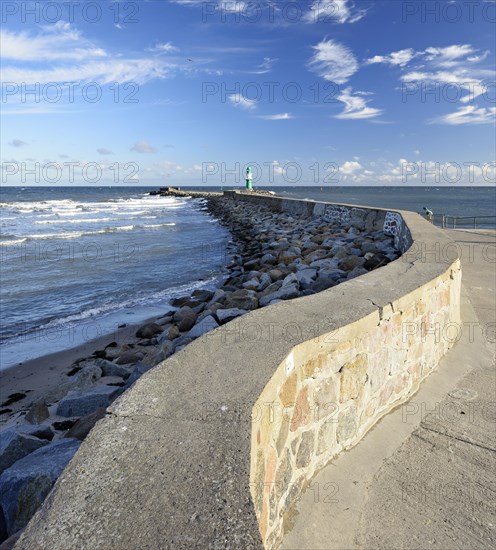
15;193;461;550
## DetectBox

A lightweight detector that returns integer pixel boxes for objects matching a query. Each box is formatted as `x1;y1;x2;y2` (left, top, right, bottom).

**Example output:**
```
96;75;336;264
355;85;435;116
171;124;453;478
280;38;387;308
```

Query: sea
0;186;494;370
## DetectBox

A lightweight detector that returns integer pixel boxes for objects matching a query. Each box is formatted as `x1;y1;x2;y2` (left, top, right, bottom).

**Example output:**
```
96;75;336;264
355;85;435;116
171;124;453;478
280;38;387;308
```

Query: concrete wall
224;192;461;548
16;193;461;550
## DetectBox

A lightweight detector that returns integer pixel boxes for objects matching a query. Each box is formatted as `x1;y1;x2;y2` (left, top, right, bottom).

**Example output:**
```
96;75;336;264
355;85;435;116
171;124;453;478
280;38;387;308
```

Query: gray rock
0;439;80;536
191;289;214;302
123;362;155;390
224;289;258;311
95;359;132;379
210;289;227;304
361;242;378;254
40;364;103;406
115;350;144;365
242;278;259;291
187;316;219;339
25;400;49;425
339;255;366;271
135;323;162;339
281;273;299;288
56;385;117;418
216;308;248;324
294;268;317;289
347;266;369;279
260;253;276;264
18;425;54;442
259;283;300;307
256;272;272;292
0;428;49;475
64;408;106;441
177;311;198;332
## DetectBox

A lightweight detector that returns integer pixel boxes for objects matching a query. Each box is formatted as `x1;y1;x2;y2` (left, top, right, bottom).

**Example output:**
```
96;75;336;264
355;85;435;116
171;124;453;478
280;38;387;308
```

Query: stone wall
224;191;461;548
15;193;461;550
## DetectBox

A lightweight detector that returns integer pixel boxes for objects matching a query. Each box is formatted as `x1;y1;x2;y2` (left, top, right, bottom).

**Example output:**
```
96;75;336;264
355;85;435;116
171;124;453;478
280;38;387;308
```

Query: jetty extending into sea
5;190;494;550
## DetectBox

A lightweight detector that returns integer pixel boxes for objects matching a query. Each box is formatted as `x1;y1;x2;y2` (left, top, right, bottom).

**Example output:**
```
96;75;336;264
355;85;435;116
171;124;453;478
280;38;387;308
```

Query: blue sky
1;0;495;186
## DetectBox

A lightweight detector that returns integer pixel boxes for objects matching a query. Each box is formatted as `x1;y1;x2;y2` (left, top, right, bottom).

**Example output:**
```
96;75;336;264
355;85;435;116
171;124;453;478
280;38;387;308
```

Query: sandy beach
0;319;153;428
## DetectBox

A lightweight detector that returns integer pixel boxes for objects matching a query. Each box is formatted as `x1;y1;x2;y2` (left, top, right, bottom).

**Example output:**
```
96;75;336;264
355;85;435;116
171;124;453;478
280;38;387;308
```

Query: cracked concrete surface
281;229;495;550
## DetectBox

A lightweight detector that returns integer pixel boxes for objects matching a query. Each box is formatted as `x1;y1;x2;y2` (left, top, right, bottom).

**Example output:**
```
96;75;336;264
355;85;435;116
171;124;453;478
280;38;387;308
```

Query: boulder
187;316;219;339
242;278;259;291
64;408;106;441
260;253;276;265
224;289;258;311
56;385;117;418
256;272;272;292
123;362;155;390
310;278;337;292
347;266;369;279
294;268;317;289
24;400;49;425
0;428;49;475
339;255;366;271
268;269;283;282
177;312;198;332
259;283;300;307
364;253;388;270
115;350;144;365
168;325;180;340
135;322;163;339
0;439;80;536
191;289;214;302
95;359;133;379
209;289;227;304
18;425;53;442
216;308;248;324
43;365;102;406
281;273;299;288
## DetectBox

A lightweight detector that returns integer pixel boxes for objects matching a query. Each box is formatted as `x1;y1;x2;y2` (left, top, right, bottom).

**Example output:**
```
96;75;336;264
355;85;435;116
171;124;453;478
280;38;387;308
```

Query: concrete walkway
282;229;496;550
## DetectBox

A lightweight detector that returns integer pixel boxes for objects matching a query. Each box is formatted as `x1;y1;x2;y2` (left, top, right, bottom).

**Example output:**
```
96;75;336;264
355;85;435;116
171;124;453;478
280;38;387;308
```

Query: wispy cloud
257;113;293;120
335;88;382;120
97;148;114;155
0;23;174;86
308;39;358;84
431;106;496;125
228;93;257;110
131;140;157;153
305;1;368;24
251;57;278;75
366;48;417;67
147;42;179;54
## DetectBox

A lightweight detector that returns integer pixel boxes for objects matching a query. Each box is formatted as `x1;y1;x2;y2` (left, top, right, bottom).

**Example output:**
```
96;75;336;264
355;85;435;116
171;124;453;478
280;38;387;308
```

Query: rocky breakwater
0;195;399;545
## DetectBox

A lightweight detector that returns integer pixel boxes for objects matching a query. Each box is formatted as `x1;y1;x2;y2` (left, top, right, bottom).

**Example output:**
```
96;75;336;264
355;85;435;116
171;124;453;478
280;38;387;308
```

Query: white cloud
251;57;278;75
0;26;106;62
147;42;179;53
228;93;257;110
97;148;114;155
340;161;362;174
305;1;368;24
131;141;157;154
0;24;174;87
366;48;416;67
424;45;481;67
257;113;293;120
432;106;496;125
335;88;382;119
308;39;358;84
